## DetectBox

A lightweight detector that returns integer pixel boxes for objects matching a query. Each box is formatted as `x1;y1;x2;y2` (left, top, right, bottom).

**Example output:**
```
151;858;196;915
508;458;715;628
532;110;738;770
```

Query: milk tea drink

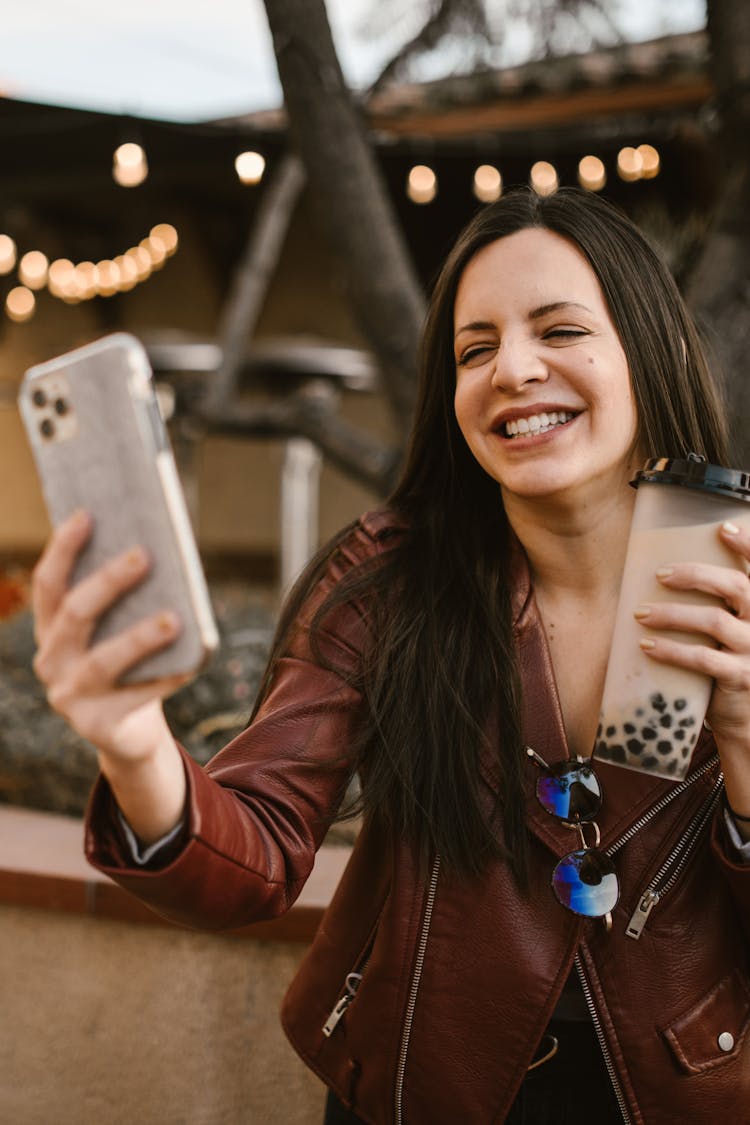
595;456;750;781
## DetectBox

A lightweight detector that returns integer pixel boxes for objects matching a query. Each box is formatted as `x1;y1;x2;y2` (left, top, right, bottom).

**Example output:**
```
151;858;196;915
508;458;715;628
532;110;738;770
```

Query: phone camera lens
54;398;69;416
39;418;55;440
32;389;47;408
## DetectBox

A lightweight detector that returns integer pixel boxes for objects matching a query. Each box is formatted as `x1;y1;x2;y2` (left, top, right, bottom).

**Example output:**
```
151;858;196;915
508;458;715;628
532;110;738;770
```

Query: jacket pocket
661;967;750;1074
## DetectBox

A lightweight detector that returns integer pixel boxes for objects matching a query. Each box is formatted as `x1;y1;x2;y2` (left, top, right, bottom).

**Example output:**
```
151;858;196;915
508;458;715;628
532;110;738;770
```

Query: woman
32;188;750;1124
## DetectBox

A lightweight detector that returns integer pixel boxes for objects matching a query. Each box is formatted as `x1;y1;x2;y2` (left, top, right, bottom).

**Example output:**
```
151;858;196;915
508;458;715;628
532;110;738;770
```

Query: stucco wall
0;903;325;1124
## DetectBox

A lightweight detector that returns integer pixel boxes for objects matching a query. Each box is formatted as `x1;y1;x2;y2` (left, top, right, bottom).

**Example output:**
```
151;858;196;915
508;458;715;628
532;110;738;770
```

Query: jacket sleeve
84;516;391;932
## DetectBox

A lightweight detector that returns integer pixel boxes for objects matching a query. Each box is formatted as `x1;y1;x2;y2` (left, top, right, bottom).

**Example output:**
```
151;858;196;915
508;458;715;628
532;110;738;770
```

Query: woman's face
453;227;641;510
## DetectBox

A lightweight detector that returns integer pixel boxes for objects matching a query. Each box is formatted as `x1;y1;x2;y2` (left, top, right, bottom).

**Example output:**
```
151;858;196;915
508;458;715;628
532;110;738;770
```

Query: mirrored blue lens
536;761;601;823
552;849;619;918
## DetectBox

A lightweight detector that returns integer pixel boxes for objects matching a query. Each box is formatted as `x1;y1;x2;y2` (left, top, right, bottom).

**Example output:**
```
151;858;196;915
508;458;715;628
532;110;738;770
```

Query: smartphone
19;332;219;684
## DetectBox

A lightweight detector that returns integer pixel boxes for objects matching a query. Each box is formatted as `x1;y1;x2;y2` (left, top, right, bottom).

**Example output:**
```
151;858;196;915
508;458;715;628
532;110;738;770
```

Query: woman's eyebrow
529;301;593;319
454;320;496;340
454;302;594;340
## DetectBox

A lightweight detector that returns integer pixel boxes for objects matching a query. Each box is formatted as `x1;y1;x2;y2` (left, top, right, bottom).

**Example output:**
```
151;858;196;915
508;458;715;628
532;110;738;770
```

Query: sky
0;0;706;123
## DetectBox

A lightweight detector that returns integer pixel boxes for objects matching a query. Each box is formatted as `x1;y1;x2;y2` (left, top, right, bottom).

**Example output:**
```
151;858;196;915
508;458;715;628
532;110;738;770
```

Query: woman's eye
458;345;494;366
544;328;587;341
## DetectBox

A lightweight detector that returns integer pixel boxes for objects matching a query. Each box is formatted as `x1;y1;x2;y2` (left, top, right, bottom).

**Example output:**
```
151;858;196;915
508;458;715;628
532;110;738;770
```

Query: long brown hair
254;187;729;879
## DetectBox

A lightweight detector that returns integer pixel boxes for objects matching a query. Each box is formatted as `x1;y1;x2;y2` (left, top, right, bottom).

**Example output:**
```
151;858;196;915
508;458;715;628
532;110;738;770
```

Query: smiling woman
30;187;750;1124
452;227;640;513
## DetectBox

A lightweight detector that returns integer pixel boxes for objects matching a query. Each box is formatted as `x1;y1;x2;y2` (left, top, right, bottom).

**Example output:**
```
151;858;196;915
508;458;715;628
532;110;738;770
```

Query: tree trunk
685;0;750;468
261;0;426;434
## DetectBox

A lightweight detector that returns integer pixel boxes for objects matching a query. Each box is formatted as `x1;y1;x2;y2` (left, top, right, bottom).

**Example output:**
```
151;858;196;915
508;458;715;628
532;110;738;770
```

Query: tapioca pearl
678;716;696;728
601;743;626;764
642;727;657;741
674;729;686;741
659;714;673;728
627;738;644;755
635;708;645;717
651;693;667;713
596;722;603;738
675;699;687;711
605;725;617;738
681;745;691;758
666;759;679;776
624;722;636;734
657;741;672;755
642;755;659;770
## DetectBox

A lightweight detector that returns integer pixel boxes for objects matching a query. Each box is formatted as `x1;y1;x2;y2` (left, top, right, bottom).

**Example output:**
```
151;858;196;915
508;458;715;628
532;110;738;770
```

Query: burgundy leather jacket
86;511;750;1124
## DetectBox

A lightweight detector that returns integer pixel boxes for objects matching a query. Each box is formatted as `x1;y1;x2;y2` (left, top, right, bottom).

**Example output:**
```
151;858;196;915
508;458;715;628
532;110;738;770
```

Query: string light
0;235;17;275
3;223;179;320
18;250;49;290
6;286;35;323
530;161;558;197
113;142;148;187
617;147;643;182
638;144;661;179
407;164;437;205
473;164;502;203
235;151;266;185
149;223;178;256
96;260;121;297
578;155;606;192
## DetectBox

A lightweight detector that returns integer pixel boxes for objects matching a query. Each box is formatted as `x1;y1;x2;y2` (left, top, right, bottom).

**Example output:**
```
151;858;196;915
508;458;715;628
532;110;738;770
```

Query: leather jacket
85;511;750;1124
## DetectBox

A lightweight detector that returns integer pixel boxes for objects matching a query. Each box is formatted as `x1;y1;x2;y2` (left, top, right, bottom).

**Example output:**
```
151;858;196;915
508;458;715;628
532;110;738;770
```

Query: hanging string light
3;223;180;320
637;144;661;179
113;142;149;187
6;286;35;323
530;161;558;197
473;164;502;203
407;164;437;205
617;147;643;182
0;235;17;275
235;151;266;185
577;155;606;192
18;250;49;290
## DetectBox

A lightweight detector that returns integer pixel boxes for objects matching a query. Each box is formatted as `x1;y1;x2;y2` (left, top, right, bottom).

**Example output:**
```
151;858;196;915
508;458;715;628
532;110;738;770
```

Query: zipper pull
323;994;353;1037
626;889;660;940
322;972;363;1038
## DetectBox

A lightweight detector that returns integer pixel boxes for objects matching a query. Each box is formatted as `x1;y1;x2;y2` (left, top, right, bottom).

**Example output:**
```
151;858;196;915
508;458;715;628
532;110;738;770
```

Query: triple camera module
27;376;77;443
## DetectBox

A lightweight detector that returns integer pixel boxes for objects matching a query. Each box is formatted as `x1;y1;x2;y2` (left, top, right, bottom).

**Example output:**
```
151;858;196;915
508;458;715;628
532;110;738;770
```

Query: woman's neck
503;483;636;605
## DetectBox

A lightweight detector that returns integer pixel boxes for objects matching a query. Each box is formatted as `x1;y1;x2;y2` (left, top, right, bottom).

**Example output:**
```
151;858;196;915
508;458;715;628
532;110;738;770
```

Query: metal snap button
718;1032;735;1052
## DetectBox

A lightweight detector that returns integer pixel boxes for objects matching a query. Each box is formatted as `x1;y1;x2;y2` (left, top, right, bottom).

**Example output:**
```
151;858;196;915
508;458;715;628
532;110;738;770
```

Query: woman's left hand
634;520;750;817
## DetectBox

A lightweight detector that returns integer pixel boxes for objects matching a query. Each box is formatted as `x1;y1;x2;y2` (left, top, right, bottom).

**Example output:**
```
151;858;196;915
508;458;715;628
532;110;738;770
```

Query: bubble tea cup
594;455;750;781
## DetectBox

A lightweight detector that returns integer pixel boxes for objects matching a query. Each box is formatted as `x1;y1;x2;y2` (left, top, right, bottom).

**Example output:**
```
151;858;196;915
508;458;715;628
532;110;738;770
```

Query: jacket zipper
574;752;722;1125
394;855;441;1125
576;956;632;1125
617;757;723;940
322;971;366;1038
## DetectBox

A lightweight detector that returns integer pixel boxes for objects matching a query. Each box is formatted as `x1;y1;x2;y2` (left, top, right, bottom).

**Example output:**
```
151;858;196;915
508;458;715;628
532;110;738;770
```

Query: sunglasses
526;747;619;930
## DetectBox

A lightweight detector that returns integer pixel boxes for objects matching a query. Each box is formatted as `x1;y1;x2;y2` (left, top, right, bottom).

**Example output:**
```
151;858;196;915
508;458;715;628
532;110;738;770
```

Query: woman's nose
491;341;548;392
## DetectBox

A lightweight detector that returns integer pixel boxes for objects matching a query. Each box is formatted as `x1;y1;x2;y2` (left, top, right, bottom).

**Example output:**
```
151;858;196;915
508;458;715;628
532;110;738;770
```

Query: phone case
19;332;219;683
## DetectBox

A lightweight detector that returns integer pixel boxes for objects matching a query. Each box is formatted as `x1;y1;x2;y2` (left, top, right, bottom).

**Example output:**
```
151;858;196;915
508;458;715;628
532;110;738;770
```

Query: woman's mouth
501;410;577;438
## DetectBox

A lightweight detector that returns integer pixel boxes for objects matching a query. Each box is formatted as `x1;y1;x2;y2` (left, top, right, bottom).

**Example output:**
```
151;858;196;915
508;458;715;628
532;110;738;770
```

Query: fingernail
72;508;90;528
722;521;740;535
126;547;148;568
655;566;674;580
639;638;656;650
157;612;180;634
633;605;651;620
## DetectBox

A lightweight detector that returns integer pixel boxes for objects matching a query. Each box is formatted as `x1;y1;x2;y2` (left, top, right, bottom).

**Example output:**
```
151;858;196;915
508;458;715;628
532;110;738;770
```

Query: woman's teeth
503;411;575;438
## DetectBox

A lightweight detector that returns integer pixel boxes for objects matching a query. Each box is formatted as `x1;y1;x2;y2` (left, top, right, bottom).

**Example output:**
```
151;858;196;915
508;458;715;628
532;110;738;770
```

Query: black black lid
633;454;750;502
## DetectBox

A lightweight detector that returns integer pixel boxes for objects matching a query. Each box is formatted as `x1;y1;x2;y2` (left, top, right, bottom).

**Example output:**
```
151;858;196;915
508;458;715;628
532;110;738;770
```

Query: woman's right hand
31;509;190;841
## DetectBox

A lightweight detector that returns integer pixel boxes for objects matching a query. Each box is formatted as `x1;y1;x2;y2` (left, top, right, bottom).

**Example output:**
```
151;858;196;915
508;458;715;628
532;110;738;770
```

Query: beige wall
0;192;397;564
0;903;325;1125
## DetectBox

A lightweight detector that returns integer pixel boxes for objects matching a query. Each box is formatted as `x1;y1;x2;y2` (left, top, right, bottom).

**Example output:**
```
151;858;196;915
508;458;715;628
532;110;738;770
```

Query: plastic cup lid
633;454;750;502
